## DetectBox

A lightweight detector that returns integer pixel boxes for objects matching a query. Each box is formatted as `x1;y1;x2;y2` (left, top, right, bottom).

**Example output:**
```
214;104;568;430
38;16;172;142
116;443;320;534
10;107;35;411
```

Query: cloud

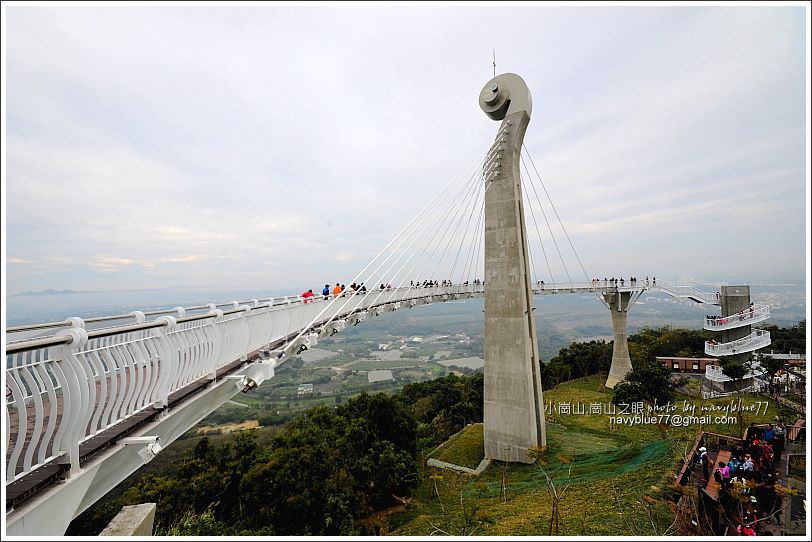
3;5;808;295
158;255;205;263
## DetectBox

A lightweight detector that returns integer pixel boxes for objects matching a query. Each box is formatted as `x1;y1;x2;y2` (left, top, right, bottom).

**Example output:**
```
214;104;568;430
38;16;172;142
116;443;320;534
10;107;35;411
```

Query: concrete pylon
604;291;633;389
480;73;546;463
720;285;751;364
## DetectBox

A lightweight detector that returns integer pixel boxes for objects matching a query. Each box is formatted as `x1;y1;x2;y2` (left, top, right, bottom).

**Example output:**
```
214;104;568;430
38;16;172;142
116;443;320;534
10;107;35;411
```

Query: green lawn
430;424;485;470
389;375;791;536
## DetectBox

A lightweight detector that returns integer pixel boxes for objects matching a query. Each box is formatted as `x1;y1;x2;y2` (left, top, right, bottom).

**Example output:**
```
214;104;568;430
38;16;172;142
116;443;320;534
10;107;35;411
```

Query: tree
612;357;683;407
758;354;784;395
721;361;747;392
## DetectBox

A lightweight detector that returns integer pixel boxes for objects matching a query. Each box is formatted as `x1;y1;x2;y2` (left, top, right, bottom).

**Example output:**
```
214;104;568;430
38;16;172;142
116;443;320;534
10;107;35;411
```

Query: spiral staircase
702;294;772;396
704;303;772;357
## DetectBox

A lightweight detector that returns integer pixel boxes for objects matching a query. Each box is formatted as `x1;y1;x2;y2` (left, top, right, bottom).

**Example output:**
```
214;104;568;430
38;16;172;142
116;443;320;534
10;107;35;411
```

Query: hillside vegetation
66;323;804;535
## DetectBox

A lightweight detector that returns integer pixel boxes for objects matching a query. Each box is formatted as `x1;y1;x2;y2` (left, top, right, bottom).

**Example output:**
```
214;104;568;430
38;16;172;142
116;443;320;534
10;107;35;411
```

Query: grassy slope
389;375;784;536
430;424;485;470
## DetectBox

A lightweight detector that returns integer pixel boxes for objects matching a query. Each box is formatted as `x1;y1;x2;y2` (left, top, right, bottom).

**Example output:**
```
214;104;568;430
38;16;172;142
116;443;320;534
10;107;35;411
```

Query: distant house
409;336;423;343
658;356;718;374
372;350;402;360
297;383;314;396
368;370;394;384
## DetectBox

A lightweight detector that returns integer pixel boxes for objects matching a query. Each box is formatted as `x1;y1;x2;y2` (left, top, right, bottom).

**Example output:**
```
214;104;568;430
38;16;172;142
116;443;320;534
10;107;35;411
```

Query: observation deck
703;303;770;331
704;328;772;357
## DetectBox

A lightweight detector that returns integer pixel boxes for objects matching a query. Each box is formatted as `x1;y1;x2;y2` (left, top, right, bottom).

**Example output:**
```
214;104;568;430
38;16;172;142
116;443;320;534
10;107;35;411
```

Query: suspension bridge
3;73;772;535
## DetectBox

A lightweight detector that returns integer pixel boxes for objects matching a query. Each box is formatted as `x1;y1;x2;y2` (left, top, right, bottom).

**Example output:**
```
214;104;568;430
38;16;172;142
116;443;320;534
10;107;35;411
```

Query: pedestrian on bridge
333;283;342;297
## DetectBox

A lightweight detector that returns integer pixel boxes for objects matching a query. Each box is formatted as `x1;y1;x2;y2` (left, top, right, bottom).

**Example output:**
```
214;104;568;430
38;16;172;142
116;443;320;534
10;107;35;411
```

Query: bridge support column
604;291;633;389
480;73;546;463
100;503;156;536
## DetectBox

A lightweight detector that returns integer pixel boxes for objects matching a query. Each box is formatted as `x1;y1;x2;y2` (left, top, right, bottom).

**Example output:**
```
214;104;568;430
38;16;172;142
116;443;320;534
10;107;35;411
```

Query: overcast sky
3;3;809;296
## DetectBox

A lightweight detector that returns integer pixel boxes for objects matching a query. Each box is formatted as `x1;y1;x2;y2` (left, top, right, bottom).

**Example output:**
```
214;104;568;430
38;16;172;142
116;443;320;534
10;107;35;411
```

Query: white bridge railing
704;304;770;330
653;283;719;305
2;278;739;497
5;284;488;488
704;329;772;357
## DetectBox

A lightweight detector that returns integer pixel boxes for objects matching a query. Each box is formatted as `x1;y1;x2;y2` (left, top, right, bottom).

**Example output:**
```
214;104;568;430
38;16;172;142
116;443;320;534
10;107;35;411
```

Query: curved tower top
479;72;533;120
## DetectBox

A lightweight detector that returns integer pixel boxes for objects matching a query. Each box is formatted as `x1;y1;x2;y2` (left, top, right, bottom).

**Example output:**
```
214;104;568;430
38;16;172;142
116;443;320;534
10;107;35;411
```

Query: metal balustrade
654;283;720;305
704;329;771;357
2;278;745;508
703;304;770;330
4;285;476;487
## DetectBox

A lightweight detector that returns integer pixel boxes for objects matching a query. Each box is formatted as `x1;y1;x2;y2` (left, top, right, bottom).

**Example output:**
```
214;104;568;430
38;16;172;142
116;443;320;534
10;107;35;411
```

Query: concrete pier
100;503;156;536
604;291;633;388
481;73;546;463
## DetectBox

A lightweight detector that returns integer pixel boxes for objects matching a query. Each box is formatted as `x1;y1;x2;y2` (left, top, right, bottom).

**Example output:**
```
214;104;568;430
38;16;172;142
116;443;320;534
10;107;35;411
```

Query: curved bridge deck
3;280;722;534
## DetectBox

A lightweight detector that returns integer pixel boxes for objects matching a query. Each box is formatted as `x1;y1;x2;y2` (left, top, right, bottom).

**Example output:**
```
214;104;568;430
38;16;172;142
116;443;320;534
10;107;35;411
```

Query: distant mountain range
11;286;217;297
12;289;88;296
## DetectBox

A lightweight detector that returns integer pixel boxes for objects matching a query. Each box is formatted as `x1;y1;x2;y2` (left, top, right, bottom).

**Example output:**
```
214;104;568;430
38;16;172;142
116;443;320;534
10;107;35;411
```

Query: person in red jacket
301;289;314;303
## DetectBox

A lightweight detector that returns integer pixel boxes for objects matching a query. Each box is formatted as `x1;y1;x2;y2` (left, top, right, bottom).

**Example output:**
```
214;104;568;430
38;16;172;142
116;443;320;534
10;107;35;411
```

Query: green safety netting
466;423;671;497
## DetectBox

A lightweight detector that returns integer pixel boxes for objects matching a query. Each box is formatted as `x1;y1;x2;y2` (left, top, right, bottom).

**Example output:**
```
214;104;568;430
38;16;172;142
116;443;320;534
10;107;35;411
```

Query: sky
2;2;810;298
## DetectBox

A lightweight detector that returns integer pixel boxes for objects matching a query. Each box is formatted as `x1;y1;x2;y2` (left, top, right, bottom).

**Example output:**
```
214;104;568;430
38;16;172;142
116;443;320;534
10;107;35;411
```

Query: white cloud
3;4;808;296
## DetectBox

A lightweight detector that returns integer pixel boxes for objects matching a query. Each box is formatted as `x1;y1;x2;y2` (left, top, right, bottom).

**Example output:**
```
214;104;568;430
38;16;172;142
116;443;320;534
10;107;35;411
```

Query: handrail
8;279;727;340
7;280;664;336
5;334;73;354
704;329;771;357
6;279;740;354
5;281;623;352
5;283;493;487
653;282;719;304
5;296;303;335
704;304;770;330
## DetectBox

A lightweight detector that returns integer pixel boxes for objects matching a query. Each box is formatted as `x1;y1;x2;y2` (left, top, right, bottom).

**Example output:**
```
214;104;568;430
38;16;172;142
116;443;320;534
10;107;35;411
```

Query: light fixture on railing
121;436;162;464
241;377;258;393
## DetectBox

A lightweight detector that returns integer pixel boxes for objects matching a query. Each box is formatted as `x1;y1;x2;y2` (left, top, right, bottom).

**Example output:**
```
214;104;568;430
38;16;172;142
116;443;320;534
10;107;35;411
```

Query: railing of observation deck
704;329;771;357
704;304;770;330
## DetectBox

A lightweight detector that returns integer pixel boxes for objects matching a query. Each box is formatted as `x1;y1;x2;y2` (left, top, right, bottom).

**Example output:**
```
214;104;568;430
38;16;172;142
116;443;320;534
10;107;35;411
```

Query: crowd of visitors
299;279;489;302
701;421;789;535
589;276;653;287
706;303;757;326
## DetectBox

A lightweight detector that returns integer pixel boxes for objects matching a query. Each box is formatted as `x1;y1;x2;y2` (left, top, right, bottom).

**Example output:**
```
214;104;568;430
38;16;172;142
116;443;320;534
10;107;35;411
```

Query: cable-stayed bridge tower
479;73;546;463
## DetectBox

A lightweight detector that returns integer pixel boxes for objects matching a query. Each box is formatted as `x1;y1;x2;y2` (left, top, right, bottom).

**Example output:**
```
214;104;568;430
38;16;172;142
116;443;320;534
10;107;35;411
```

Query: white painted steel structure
703;303;770;331
704;328;772;357
4;280;758;535
704;362;767;383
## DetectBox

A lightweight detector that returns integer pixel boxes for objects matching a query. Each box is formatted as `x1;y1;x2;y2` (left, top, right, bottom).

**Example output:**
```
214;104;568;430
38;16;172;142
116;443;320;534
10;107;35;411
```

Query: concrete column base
604;291;633;389
100;503;156;536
